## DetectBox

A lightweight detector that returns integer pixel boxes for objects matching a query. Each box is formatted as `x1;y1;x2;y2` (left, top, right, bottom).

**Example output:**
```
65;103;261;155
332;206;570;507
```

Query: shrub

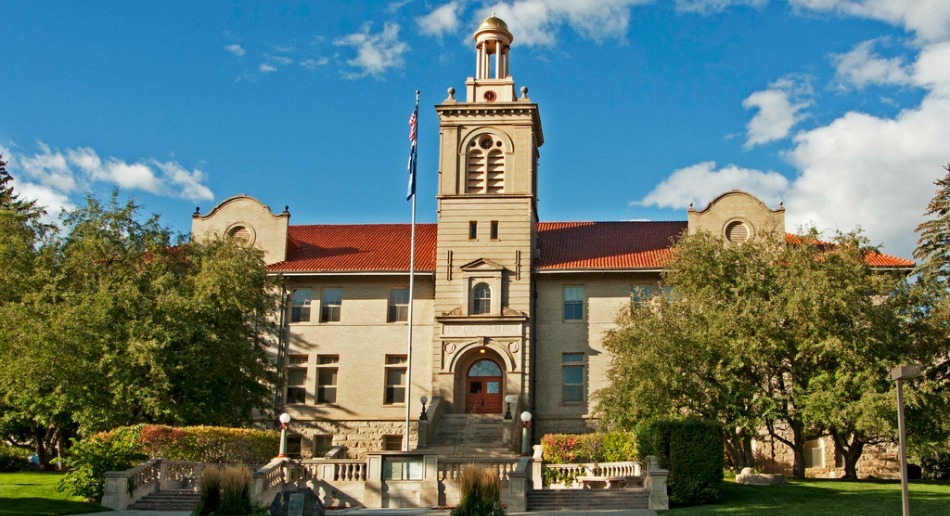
921;449;950;481
451;465;504;516
195;465;253;515
635;417;724;506
58;425;149;502
540;431;636;464
0;447;32;472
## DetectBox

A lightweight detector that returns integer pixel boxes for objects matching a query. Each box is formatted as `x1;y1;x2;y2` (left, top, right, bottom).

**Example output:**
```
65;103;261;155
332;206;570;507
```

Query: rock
736;473;787;486
740;467;754;476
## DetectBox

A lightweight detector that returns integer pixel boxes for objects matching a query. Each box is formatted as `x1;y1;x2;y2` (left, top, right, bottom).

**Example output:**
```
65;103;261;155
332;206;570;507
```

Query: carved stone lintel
442;306;463;316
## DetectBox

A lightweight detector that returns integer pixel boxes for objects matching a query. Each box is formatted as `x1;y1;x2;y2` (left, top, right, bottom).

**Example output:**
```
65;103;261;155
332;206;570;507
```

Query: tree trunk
831;430;865;480
790;421;807;479
724;428;756;471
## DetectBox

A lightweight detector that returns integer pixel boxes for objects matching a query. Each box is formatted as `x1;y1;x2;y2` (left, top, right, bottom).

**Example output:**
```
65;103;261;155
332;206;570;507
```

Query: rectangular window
313;435;334;457
563;286;584;321
469;221;478;239
562;353;585;403
383;435;404;451
804;439;823;468
388;288;409;323
321;288;342;322
631;285;656;308
316;355;339;404
384;355;408;405
490;221;499;240
291;288;312;323
286;368;307;404
286;435;302;459
288;354;308;365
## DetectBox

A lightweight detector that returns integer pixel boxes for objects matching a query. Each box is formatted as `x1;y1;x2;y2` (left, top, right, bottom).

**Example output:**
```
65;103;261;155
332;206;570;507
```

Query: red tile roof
784;234;914;268
536;221;687;270
269;224;438;273
266;221;912;273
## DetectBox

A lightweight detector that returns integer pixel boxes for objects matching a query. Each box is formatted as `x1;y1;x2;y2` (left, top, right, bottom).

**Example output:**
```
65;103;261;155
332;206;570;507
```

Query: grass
672;477;950;515
0;472;105;515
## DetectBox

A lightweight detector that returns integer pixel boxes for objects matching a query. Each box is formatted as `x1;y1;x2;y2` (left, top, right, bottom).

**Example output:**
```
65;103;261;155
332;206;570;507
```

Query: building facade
191;16;912;476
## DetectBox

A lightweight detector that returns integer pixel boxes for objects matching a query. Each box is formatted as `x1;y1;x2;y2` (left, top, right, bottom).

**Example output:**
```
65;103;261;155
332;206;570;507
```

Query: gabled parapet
687;190;785;243
191;194;290;265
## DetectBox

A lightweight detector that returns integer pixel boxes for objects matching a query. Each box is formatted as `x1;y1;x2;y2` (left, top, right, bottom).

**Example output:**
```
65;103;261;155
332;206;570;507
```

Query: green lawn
673;478;950;515
0;472;106;515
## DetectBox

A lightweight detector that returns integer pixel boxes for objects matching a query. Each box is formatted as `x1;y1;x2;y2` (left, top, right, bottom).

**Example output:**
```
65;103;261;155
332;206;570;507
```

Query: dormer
687;190;785;243
191;194;290;265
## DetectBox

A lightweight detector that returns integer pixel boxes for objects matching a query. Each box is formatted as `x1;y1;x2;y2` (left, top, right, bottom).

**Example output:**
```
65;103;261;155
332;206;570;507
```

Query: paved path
75;510;656;516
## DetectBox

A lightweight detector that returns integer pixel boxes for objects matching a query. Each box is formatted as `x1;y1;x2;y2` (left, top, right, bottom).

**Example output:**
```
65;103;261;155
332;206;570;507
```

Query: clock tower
432;15;543;414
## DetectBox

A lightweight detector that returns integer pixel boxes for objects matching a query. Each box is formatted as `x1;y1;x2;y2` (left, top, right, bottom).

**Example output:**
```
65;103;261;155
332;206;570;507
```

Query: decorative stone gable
191;194;290;265
687;190;785;243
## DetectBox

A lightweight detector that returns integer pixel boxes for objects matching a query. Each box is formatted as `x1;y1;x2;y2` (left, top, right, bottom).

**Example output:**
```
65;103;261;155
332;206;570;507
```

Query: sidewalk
75;510;657;516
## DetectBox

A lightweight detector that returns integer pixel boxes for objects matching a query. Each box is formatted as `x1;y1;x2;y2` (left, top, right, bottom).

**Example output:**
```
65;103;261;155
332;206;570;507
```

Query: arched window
466;135;504;193
472;283;491;314
469;360;502;377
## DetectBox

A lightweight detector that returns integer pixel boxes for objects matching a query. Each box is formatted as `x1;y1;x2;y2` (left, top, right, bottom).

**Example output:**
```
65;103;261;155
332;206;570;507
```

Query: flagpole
403;90;420;451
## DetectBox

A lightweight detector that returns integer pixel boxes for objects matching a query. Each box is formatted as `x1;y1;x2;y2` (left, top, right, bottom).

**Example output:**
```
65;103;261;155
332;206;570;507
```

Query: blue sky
3;1;949;260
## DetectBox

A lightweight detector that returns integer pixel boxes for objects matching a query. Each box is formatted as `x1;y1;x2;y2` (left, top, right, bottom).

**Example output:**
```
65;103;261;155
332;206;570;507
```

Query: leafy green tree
0;191;278;468
597;229;912;479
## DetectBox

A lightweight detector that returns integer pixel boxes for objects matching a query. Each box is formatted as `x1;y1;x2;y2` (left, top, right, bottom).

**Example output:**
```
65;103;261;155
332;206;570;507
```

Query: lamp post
419;395;429;420
520;411;532;456
890;365;920;516
277;412;291;458
504;395;514;420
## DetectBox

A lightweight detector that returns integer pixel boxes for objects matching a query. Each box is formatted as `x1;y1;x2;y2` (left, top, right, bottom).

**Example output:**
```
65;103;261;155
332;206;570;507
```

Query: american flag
407;103;418;200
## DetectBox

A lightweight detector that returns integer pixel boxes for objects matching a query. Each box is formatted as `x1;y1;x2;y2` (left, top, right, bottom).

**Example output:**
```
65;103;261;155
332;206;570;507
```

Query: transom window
469;360;502;377
388;288;409;322
563;286;584;321
472;283;491;315
384;355;407;405
321;288;342;322
562;353;585;403
291;289;311;323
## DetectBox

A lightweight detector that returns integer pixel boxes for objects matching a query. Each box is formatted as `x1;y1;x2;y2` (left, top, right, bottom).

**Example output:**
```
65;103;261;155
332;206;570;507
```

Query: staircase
526;488;650;511
128;488;200;511
425;413;515;457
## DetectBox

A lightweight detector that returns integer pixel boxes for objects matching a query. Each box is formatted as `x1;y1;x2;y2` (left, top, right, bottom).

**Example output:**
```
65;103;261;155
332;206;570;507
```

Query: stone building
191;16;912;477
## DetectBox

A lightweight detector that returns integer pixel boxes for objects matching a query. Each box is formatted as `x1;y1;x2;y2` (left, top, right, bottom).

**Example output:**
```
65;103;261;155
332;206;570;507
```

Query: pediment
459;258;505;273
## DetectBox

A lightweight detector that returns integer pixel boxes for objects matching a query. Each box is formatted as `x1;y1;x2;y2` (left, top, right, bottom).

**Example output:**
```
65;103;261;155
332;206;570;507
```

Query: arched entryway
465;359;503;414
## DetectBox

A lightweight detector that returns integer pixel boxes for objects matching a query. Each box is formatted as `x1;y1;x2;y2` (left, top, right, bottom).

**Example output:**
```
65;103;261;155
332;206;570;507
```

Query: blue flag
407;104;418;200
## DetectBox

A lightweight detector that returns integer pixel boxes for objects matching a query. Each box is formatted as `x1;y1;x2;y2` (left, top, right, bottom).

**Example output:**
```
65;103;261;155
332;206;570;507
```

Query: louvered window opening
466;136;504;193
725;221;749;244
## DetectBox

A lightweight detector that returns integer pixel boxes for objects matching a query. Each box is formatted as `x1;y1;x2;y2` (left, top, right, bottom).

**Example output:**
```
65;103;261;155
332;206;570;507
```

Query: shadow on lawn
671;478;950;515
0;496;105;516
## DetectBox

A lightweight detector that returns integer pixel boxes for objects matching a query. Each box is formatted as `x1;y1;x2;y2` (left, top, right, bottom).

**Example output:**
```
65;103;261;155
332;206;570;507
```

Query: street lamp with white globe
277;412;291;458
520;411;532;456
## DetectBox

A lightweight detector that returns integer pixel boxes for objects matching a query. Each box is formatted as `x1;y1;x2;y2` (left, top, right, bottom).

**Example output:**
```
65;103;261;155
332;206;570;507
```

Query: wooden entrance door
465;359;503;414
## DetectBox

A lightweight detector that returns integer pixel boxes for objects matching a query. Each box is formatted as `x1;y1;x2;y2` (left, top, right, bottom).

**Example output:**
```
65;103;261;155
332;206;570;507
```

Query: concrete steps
425;414;516;458
526;488;650;512
128;488;200;511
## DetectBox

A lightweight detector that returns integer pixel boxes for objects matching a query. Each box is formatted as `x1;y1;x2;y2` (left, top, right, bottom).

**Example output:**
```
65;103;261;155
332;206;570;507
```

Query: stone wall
753;427;901;479
289;420;419;459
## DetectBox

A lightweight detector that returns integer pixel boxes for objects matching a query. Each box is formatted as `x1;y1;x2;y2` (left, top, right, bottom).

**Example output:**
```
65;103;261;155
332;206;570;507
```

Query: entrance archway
465;359;503;414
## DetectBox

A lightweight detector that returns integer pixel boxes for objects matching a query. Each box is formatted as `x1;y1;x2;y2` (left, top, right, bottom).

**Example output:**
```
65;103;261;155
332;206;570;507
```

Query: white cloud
742;76;813;147
270;55;293;65
675;0;767;14
1;142;215;213
790;0;950;43
259;63;277;73
224;44;246;57
831;39;913;89
635;161;790;210
299;57;329;70
477;0;650;47
334;22;409;79
418;2;462;38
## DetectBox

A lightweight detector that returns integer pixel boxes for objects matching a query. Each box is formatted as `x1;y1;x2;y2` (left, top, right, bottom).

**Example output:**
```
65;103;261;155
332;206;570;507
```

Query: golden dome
477;15;509;32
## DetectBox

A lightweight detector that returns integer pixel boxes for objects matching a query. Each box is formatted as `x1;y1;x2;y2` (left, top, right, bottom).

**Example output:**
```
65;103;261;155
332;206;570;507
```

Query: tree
597;229;912;479
908;164;950;463
0;191;278;468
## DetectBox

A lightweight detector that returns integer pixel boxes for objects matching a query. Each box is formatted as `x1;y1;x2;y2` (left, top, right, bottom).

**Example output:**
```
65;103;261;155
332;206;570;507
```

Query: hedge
635;417;723;506
59;424;280;502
